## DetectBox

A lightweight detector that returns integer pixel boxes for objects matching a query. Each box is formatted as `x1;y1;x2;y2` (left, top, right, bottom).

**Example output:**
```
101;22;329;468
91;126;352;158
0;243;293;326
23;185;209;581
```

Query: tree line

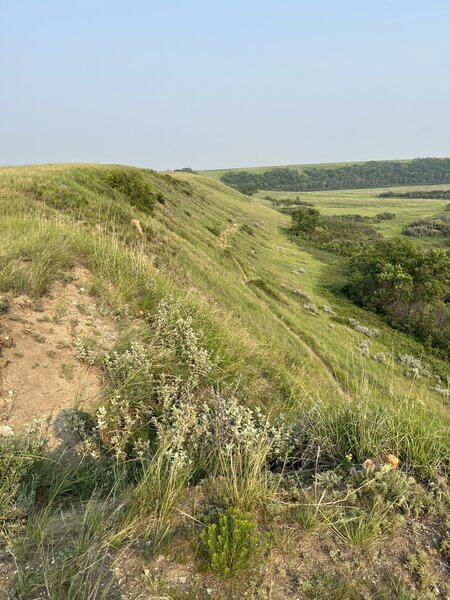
221;158;450;194
379;189;450;199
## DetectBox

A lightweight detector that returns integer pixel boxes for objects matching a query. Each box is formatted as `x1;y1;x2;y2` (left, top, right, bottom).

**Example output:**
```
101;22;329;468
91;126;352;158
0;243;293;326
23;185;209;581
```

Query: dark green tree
349;238;450;353
291;207;320;235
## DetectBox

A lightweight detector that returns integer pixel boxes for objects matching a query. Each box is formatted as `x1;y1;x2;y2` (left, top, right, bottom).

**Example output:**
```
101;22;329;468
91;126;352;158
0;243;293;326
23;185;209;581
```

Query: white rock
0;425;14;437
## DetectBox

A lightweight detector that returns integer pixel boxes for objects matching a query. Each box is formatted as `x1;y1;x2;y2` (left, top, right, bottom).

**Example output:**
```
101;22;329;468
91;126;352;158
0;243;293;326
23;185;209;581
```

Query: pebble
1;335;14;348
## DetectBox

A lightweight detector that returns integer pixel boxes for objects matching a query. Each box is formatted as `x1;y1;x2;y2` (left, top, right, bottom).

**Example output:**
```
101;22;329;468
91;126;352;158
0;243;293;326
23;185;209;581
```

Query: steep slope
0;164;449;599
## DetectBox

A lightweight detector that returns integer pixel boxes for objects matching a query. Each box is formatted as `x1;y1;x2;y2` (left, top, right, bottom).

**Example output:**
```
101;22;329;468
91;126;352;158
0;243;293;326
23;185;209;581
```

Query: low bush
0;434;43;532
376;212;396;220
0;296;9;313
348;318;380;337
402;215;450;237
266;195;313;210
106;168;156;213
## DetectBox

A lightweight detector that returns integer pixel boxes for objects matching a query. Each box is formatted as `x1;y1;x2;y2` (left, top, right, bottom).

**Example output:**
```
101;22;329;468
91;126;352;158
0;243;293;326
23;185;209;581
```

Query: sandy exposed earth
0;268;116;443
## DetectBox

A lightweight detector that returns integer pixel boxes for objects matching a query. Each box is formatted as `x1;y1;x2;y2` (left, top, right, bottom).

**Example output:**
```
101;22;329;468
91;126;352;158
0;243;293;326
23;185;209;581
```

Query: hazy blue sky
1;0;449;170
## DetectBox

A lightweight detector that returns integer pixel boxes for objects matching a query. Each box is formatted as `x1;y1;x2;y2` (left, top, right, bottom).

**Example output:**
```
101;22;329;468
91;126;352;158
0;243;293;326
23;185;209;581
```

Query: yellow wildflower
386;454;399;470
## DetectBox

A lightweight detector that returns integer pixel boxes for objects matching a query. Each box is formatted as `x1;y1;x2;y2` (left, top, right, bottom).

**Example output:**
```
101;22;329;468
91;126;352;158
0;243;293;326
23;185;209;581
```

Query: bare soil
0;268;117;443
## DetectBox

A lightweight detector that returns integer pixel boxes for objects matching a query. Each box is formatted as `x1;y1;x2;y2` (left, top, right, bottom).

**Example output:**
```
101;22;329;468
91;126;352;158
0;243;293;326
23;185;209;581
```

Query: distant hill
202;157;450;194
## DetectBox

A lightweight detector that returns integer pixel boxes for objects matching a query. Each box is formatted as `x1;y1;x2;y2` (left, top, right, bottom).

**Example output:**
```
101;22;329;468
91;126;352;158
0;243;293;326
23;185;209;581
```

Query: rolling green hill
201;157;450;194
0;164;449;599
200;159;375;180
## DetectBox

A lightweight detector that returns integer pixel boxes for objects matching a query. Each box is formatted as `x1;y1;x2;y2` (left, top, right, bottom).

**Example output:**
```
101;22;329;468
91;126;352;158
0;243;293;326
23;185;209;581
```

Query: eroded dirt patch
0;268;117;442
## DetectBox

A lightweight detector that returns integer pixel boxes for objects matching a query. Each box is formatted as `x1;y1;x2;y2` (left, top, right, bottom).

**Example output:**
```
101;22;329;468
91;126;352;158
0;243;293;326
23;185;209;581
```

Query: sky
1;0;449;170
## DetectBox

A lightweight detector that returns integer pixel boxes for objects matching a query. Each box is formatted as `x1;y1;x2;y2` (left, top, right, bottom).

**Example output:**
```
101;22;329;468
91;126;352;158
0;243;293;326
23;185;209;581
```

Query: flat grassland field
255;184;450;248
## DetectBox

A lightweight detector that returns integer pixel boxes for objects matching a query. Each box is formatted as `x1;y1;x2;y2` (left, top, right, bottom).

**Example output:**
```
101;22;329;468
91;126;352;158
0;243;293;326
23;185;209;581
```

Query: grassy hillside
200;160;374;180
204;158;450;194
200;159;412;181
0;165;449;599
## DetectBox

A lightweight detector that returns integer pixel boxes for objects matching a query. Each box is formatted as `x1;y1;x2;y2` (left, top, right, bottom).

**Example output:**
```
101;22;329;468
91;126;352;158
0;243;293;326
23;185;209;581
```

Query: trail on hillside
232;256;350;400
276;315;351;401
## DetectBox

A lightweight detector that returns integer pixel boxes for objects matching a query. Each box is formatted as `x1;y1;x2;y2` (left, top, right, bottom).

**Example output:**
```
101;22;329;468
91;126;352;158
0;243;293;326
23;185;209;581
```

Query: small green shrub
376;211;396;220
200;508;264;576
0;296;9;313
0;435;43;531
156;191;166;204
74;336;99;365
61;271;76;283
106;168;155;213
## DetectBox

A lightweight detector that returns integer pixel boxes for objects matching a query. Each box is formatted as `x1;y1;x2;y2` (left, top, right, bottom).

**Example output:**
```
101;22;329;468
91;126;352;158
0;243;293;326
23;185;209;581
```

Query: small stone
8;390;14;395
1;336;14;348
179;576;187;584
0;425;14;437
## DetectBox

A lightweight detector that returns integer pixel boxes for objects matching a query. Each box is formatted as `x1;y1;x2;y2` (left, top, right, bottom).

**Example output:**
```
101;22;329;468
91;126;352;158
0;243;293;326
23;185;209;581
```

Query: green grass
199;158;413;181
0;163;449;599
0;166;448;457
255;183;450;249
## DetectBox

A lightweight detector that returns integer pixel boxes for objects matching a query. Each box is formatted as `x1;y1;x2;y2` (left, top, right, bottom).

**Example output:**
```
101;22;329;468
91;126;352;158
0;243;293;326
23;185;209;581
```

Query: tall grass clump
298;390;449;478
0;435;43;537
0;218;75;295
331;499;390;553
8;497;119;600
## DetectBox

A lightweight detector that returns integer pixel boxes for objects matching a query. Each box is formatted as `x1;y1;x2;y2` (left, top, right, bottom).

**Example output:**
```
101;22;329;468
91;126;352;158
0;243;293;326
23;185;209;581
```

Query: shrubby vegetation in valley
403;214;450;238
290;206;381;256
349;238;450;355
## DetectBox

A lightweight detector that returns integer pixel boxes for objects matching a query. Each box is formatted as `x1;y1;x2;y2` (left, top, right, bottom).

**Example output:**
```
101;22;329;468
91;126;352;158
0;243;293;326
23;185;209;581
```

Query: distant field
255;183;450;248
200;158;413;181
